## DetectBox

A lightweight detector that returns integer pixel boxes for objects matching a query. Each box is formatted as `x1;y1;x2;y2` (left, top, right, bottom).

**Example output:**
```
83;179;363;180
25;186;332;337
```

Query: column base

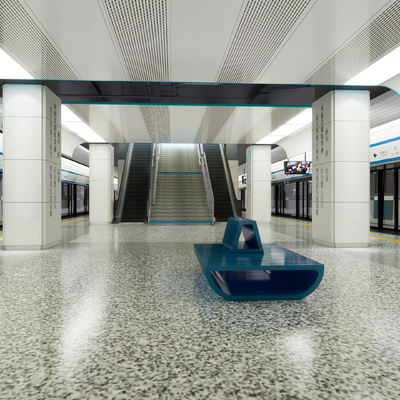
89;221;113;225
314;238;369;248
3;239;60;251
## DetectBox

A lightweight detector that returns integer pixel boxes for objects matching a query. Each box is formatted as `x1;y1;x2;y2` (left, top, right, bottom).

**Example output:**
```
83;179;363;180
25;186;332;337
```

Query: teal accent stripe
64;101;311;108
272;169;285;174
371;136;400;148
149;221;212;224
62;179;89;186
158;171;202;174
0;152;3;155
62;169;89;178
370;156;400;165
273;173;312;183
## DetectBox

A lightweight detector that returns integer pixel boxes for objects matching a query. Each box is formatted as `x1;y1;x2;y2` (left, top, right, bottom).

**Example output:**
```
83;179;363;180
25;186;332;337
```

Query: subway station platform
1;218;400;399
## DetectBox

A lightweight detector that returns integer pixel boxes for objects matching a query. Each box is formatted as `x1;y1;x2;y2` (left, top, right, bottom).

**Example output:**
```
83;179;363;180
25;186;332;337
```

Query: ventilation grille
140;105;170;142
370;90;400;129
0;0;78;79
101;0;169;81
304;0;400;84
271;107;306;132
71;145;90;167
194;107;236;143
217;0;312;83
271;146;287;164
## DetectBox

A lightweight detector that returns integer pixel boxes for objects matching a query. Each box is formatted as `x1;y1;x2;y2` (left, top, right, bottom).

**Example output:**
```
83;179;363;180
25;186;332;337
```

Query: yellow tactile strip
272;217;400;243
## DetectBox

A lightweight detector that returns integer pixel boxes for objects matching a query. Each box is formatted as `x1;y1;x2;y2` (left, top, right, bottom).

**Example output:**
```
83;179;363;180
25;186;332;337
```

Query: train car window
0;172;3;197
385;170;394;194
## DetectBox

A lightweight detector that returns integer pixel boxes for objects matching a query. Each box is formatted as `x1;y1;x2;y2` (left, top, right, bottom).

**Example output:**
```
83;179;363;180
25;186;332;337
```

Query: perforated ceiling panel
194;107;236;143
0;0;78;79
140;105;170;143
101;0;169;82
217;0;312;84
304;0;400;84
100;0;170;141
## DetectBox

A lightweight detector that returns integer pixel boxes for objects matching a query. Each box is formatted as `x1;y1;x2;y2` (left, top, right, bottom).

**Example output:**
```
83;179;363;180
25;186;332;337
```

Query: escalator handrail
147;143;160;221
114;143;134;222
219;144;240;217
199;144;215;225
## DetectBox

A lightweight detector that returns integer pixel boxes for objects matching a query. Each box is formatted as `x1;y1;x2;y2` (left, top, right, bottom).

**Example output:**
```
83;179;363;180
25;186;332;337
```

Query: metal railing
198;144;215;225
114;143;134;223
147;143;160;222
219;144;241;217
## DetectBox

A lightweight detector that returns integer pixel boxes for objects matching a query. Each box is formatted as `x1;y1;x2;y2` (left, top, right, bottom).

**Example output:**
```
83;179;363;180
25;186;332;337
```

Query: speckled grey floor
1;218;400;399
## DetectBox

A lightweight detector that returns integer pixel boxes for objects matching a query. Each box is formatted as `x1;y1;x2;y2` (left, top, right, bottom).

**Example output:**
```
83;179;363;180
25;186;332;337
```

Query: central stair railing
198;144;215;225
114;143;134;223
147;143;160;222
219;144;241;217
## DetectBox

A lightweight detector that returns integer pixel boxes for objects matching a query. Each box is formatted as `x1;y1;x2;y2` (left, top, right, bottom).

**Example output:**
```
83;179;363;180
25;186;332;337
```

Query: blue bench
194;217;324;301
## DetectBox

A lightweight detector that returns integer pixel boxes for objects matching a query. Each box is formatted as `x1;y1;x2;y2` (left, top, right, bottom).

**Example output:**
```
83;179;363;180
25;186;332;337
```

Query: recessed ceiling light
345;45;400;85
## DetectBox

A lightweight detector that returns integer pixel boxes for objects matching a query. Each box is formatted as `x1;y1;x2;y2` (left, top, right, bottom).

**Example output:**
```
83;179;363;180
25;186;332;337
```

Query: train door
370;166;399;231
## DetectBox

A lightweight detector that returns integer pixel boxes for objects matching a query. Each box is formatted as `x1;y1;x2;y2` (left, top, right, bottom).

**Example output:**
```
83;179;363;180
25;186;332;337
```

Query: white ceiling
1;0;399;145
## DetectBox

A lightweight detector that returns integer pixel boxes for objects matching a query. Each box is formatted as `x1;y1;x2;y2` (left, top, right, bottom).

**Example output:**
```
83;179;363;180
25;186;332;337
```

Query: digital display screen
284;161;310;175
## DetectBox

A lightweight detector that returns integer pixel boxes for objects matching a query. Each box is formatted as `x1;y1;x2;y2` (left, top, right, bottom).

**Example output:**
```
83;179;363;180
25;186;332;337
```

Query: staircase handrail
198;144;215;225
114;143;134;222
219;144;241;217
148;143;160;221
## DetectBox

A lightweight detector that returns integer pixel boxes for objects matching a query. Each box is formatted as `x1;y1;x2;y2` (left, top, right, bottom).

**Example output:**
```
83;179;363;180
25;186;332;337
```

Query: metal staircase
149;144;213;224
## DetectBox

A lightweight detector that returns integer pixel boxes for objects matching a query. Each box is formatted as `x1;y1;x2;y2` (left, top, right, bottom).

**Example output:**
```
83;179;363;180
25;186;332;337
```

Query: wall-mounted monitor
284;161;311;175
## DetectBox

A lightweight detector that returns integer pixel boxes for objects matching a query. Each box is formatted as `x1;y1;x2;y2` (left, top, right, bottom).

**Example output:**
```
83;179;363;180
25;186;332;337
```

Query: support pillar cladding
245;145;271;223
312;90;370;248
3;84;62;250
89;144;114;224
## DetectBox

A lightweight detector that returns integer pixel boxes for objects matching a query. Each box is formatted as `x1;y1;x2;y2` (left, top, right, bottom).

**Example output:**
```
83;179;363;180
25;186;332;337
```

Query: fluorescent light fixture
345;45;400;85
0;48;34;79
256;109;312;144
61;105;82;123
370;118;400;134
61;105;105;142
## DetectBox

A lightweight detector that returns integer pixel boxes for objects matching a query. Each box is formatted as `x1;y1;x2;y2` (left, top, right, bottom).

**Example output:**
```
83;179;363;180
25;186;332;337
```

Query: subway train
0;155;91;226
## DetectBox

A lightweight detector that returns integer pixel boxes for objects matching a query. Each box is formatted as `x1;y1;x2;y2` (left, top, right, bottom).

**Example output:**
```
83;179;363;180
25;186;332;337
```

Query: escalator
121;143;152;222
203;144;234;222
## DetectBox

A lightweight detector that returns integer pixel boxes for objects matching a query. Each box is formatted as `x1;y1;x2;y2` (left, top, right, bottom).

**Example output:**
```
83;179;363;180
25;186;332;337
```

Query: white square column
246;145;271;223
89;144;114;224
312;90;370;248
3;84;62;250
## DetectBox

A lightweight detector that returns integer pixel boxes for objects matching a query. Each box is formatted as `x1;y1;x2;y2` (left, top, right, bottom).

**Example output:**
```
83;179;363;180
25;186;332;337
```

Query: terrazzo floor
1;218;400;399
